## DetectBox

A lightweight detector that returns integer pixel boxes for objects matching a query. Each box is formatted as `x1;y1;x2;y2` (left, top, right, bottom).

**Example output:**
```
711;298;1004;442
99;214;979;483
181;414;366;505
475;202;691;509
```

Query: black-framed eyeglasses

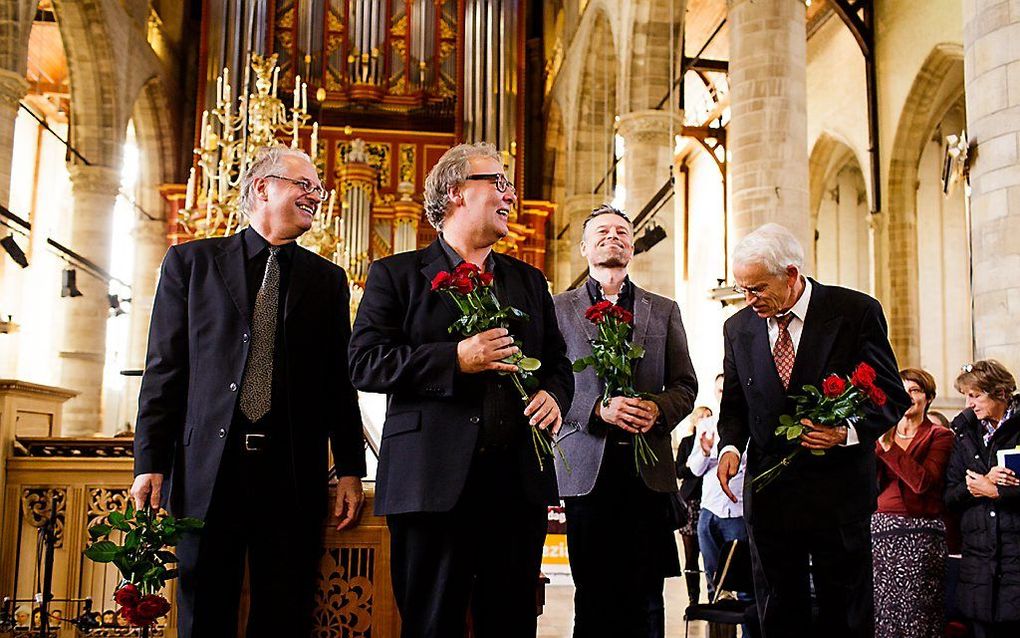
464;173;516;194
265;175;328;200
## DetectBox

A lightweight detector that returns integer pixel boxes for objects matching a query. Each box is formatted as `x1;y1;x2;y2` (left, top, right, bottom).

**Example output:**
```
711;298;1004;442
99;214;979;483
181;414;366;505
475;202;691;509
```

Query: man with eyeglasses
132;146;366;637
349;142;573;636
714;223;909;638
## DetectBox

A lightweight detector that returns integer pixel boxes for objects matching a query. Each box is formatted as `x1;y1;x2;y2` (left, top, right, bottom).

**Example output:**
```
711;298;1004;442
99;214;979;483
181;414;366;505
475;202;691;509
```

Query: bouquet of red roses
752;361;887;491
431;261;560;469
84;502;203;631
572;300;658;471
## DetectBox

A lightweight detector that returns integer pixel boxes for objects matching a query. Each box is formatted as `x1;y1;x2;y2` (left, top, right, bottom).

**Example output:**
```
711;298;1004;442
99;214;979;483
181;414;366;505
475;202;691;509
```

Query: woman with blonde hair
945;360;1020;638
872;368;954;637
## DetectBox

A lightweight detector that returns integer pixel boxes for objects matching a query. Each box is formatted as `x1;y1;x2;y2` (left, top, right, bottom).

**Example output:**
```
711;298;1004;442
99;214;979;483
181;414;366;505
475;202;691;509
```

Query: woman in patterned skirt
872;368;955;638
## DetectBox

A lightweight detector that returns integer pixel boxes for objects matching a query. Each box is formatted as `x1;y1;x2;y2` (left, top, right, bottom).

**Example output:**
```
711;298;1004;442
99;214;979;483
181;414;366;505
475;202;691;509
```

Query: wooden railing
0;440;398;637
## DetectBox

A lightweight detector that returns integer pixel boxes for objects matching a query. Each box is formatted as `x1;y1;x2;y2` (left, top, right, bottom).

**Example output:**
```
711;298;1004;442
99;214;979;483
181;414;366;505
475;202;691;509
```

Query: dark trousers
972;621;1020;638
175;427;322;638
747;519;873;638
386;450;548;638
564;441;679;638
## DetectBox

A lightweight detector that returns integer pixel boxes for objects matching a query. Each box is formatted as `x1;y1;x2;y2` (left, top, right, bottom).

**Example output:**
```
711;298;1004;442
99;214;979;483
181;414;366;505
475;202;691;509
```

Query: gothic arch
0;0;35;74
885;43;965;365
570;9;618;197
130;74;176;215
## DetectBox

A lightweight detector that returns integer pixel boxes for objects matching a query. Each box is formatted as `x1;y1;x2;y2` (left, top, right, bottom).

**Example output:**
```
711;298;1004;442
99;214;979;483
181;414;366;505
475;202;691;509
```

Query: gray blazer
553;283;698;496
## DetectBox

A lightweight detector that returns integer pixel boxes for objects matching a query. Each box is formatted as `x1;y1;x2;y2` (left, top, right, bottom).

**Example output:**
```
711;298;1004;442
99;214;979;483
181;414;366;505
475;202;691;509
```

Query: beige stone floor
536;576;711;638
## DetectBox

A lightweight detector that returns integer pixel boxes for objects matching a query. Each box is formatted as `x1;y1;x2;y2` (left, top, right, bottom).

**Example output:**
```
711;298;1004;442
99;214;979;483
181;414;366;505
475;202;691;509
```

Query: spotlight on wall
61;268;83;298
108;294;127;317
1;234;28;268
633;223;668;255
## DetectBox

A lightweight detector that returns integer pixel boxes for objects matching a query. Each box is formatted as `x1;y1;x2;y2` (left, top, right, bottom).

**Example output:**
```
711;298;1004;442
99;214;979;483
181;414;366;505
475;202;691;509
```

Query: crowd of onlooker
676;359;1020;638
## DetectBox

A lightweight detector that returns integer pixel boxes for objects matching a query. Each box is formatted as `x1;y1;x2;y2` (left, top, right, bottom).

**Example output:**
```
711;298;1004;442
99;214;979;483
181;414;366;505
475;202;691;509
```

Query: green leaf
108;510;125;527
125;501;135;519
157;550;178;564
572;358;592;373
518;357;542;372
786;425;804;440
124;529;141;551
84;541;120;562
88;523;111;540
176;516;205;531
779;414;796;427
810;449;826;456
628;345;645;359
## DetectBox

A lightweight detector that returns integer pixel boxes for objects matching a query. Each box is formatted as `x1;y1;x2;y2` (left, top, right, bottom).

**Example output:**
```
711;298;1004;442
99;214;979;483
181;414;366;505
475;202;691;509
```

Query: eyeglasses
265;175;328;200
734;283;769;298
464;173;516;194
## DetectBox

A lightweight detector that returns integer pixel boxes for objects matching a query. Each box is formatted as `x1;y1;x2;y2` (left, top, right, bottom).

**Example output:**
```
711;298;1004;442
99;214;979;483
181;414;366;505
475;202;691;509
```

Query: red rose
122;594;171;626
610;306;633;324
821;374;847;398
585;300;614;323
479;272;494;286
453;262;481;277
430;271;452;291
114;583;140;608
850;362;877;389
450;272;475;295
868;385;887;407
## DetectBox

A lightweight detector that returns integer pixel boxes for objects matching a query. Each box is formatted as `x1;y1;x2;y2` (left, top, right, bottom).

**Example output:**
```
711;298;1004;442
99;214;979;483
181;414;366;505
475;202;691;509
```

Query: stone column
552;193;604;291
963;2;1020;371
121;216;168;429
617;109;682;296
0;69;27;208
727;0;811;261
59;164;121;436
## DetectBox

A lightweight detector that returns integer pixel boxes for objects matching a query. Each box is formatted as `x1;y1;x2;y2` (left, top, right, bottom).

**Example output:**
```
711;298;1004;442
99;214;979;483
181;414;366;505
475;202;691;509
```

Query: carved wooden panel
313;546;375;637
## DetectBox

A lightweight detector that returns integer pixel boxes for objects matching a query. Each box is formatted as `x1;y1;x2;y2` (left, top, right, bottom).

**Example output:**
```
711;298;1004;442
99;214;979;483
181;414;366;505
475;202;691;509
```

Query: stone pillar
553;193;603;291
0;69;27;208
963;2;1020;371
727;0;811;262
617;109;682;296
121;217;168;430
59;164;121;436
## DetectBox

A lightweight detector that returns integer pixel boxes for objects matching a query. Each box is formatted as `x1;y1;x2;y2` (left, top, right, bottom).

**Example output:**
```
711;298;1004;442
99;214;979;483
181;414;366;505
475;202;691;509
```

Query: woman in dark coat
945;360;1020;638
676;405;711;605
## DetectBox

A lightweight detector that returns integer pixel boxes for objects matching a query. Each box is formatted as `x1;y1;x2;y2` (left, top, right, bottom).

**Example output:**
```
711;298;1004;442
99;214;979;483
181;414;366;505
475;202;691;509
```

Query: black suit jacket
134;232;366;522
348;240;573;516
717;279;909;530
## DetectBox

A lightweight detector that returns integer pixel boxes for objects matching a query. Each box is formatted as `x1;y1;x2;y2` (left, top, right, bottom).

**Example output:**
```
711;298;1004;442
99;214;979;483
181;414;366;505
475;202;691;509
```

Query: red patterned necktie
773;313;796;390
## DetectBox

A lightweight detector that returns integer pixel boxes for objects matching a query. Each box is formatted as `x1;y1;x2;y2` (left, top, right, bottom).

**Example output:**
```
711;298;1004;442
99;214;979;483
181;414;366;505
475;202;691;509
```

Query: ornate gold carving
86;487;130;530
275;2;296;29
335;142;391;187
390;14;409;39
398;145;416;184
21;488;66;547
326;6;344;33
313;547;375;636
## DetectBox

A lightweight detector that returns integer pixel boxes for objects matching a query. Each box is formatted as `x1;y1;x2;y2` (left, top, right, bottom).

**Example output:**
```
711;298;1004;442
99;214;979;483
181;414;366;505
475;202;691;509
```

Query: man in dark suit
348;142;573;637
130;146;366;637
553;205;697;636
716;223;909;638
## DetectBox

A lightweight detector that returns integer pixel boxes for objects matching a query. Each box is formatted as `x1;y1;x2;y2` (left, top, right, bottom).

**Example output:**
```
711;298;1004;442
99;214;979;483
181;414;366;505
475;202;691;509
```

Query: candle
327;188;336;218
185;167;196;210
294;74;301;109
301;82;308;112
272;66;279;96
216;76;223;106
292;112;299;147
310;123;319;161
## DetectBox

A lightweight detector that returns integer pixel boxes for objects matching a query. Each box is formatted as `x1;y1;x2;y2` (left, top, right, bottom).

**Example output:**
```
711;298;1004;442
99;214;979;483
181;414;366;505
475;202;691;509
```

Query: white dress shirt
687;416;745;518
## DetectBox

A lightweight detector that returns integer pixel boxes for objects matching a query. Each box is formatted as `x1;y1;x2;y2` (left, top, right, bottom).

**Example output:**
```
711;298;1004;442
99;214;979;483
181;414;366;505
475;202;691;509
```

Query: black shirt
437;235;521;452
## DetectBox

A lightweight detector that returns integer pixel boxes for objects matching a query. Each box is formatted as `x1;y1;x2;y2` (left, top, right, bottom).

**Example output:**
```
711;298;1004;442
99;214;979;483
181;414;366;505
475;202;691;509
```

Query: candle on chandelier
301;82;308;112
310;123;319;162
216;75;223;106
294;74;301;110
327;188;336;218
292;112;299;147
272;66;279;96
185;167;196;210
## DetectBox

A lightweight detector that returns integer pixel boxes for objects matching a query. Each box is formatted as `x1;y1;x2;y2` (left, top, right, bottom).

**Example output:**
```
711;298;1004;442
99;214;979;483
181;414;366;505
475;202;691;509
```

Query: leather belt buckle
244;433;267;452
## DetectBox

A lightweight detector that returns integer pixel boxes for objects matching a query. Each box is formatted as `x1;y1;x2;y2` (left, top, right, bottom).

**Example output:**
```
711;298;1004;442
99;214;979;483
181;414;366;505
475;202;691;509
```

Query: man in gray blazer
553;204;698;637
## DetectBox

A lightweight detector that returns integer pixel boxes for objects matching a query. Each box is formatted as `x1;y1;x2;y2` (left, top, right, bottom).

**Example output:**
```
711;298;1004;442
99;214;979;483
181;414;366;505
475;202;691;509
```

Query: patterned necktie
773;313;796;390
240;246;280;422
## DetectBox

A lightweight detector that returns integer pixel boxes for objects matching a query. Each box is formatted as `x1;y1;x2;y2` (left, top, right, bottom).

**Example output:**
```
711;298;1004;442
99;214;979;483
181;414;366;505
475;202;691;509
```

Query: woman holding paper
945;359;1020;638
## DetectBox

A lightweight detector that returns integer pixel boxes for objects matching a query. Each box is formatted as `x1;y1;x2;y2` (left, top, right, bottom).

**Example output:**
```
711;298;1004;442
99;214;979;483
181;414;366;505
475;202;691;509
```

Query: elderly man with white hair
715;223;909;638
